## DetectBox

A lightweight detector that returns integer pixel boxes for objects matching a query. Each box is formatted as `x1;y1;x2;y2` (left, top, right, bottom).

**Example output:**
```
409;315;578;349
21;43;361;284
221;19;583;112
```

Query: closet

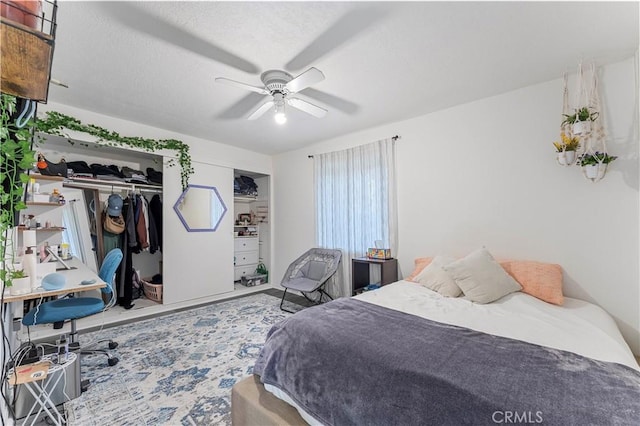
37;134;273;315
38;134;164;308
233;170;270;289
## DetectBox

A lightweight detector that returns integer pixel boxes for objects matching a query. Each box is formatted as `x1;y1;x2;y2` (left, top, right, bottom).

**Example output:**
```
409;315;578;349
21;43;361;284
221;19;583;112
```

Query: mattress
263;280;638;424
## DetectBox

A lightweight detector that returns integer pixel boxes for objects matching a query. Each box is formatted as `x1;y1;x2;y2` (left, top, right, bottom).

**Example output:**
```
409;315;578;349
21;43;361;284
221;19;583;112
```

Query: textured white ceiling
47;1;638;154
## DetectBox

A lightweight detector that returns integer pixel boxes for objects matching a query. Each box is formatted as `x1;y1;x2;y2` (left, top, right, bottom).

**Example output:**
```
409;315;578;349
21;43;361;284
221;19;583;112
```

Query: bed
233;280;640;425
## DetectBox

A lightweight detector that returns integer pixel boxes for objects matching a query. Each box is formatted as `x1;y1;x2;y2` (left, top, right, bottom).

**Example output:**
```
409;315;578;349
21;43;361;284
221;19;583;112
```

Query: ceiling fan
215;67;328;124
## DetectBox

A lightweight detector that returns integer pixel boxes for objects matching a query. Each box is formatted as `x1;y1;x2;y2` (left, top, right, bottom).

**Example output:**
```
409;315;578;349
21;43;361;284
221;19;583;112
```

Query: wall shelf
0;0;57;101
18;226;65;232
25;201;61;206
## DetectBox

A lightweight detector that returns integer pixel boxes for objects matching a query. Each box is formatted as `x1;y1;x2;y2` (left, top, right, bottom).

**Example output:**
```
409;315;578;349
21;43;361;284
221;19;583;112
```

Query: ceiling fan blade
218;92;267;119
300;88;359;115
248;100;274;120
101;2;260;74
285;7;388;71
215;77;270;95
287;97;328;118
285;67;325;93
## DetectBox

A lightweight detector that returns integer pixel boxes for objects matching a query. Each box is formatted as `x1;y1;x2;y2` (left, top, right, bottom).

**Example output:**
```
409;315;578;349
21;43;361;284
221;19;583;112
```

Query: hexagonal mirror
173;184;227;232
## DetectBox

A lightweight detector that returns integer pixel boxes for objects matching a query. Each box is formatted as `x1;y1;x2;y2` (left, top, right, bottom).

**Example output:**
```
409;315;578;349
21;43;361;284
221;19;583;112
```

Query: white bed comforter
355;281;639;370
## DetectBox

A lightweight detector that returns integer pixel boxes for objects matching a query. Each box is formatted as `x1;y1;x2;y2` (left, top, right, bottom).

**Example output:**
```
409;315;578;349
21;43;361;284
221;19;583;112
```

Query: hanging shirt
149;194;163;251
136;194;149;249
147;195;159;254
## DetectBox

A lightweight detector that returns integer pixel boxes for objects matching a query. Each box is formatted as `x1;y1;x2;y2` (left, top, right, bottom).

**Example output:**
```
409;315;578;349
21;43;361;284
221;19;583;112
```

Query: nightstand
352;257;398;296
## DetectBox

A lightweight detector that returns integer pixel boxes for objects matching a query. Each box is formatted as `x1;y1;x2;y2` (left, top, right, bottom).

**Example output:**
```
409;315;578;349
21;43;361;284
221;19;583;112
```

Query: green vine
1;94;37;288
1;94;194;288
36;111;193;190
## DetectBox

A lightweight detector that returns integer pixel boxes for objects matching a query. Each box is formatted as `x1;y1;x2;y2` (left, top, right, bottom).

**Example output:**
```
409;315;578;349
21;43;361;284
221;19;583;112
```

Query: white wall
273;57;640;355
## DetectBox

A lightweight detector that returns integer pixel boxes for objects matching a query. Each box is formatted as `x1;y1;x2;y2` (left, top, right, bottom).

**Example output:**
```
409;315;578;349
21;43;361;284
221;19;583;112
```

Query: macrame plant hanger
576;62;609;182
556;72;575;166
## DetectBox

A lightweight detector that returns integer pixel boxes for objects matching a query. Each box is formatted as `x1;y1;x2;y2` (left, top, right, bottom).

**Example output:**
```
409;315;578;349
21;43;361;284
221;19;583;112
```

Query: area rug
64;293;294;425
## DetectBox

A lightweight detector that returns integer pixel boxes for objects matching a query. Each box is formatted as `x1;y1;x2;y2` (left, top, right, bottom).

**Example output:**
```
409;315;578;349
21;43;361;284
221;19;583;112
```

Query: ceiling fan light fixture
274;111;287;125
274;93;287;124
216;67;327;122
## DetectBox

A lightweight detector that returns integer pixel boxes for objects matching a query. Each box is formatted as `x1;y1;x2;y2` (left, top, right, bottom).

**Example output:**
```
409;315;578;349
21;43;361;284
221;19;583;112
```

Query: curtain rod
308;135;400;158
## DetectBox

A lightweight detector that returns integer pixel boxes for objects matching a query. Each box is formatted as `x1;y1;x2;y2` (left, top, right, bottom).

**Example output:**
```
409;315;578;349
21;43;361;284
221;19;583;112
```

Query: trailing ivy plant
36;111;194;190
1;94;194;288
1;94;37;288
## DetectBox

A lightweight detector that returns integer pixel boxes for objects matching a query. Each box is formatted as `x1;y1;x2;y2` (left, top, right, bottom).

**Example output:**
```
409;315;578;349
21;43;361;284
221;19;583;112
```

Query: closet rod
63;181;163;193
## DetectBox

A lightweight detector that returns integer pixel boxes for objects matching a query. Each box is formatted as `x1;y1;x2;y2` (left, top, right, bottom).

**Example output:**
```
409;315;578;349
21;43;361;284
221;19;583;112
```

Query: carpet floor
64;292;300;425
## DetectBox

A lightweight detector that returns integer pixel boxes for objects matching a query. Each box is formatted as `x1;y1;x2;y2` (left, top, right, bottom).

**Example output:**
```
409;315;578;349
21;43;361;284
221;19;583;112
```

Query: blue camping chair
23;248;123;367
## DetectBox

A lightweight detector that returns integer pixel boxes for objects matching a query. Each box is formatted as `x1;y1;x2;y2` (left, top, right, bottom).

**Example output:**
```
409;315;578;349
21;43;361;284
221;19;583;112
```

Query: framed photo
238;213;252;223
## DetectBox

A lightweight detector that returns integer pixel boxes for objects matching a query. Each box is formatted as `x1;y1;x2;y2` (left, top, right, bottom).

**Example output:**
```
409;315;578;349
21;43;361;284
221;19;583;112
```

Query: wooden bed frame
231;375;308;426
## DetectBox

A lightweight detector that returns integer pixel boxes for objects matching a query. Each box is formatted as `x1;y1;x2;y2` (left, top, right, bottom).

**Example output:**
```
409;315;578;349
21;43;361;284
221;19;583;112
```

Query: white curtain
314;138;397;297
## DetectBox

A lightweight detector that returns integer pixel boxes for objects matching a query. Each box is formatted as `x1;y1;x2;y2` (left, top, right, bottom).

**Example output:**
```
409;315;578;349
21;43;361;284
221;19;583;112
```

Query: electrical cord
0;269;21;425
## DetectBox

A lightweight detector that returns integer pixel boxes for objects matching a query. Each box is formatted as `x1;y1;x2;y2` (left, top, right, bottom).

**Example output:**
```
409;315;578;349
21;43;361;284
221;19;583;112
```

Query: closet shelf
63;177;163;193
27;174;65;182
234;195;258;203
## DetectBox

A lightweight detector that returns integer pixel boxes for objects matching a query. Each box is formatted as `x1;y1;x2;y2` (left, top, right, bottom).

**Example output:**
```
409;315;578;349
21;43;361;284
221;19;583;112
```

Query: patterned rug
64;292;295;425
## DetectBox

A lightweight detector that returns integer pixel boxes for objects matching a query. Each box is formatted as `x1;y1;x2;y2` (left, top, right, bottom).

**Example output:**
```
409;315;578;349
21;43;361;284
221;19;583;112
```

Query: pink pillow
499;260;564;305
406;257;433;282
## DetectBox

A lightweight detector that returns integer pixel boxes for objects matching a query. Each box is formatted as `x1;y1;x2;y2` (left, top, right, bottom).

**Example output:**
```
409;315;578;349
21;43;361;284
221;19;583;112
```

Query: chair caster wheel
108;341;118;349
108;357;119;366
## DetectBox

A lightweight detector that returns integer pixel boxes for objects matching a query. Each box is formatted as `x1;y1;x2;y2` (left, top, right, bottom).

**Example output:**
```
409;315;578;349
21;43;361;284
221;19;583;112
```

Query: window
314;138;397;296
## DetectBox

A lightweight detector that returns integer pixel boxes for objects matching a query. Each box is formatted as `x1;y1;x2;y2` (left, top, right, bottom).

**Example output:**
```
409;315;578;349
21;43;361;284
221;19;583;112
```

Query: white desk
1;258;105;424
2;257;105;370
2;257;105;304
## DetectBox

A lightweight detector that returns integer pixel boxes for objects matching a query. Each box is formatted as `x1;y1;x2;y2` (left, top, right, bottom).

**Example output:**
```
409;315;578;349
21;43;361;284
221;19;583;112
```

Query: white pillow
443;248;522;304
414;256;462;297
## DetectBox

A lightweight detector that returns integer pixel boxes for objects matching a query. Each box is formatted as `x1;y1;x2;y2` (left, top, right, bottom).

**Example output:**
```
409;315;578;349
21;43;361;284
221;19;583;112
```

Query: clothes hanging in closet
147;196;159;254
136;194;149;250
149;194;163;252
97;192;161;309
117;195;136;309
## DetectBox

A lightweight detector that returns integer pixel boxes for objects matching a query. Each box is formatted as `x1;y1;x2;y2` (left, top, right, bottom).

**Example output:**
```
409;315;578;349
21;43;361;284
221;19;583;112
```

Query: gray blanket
254;298;640;426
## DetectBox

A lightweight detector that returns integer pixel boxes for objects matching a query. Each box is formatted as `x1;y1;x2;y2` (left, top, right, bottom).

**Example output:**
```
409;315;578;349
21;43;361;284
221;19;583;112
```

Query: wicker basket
142;277;163;303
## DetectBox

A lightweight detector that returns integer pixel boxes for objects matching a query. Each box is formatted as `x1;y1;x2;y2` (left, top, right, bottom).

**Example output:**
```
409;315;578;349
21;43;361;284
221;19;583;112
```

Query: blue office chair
23;248;123;366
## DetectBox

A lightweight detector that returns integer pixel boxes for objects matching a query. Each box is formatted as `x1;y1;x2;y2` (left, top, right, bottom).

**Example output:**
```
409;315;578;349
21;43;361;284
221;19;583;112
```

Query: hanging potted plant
562;107;599;136
553;133;580;165
578;151;617;180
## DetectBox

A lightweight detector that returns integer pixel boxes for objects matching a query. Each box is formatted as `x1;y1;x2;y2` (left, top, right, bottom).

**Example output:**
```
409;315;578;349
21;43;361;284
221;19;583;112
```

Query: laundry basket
142;277;163;303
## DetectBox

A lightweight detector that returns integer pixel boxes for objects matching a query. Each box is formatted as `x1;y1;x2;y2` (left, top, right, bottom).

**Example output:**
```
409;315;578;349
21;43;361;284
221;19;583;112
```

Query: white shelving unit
234;226;259;281
233;170;270;286
19;174;65;249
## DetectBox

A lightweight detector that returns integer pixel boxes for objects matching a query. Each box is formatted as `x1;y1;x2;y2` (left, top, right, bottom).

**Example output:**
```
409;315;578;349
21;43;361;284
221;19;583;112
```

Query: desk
1;257;103;423
2;257;106;303
2;257;105;356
